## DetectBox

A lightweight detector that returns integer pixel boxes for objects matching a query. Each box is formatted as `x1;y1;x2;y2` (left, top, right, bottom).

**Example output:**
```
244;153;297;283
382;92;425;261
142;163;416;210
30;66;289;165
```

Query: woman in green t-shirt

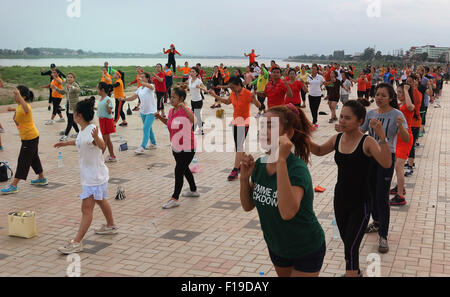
240;104;325;277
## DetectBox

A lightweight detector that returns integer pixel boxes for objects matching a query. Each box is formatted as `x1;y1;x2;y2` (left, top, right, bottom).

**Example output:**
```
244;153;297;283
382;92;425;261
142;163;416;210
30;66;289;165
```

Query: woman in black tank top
310;100;392;277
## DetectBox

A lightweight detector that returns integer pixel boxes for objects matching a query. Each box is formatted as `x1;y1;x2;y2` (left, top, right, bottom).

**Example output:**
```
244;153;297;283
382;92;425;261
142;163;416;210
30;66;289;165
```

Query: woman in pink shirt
155;84;199;209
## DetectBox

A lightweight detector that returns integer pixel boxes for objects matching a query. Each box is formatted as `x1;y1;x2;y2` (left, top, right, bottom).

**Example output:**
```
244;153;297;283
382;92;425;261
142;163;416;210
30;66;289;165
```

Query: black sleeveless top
334;133;371;207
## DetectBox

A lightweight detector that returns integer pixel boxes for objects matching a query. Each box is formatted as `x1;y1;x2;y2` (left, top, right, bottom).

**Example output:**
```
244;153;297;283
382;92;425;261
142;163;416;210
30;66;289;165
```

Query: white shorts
80;183;108;200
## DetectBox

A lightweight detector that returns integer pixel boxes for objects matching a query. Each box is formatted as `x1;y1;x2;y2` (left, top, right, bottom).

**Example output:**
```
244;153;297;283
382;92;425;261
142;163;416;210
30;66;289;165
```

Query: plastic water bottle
57;152;63;168
332;218;339;239
120;136;123;143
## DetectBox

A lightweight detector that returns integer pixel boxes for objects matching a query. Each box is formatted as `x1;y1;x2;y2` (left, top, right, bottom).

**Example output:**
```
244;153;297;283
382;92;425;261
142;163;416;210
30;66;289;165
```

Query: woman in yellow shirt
2;86;48;195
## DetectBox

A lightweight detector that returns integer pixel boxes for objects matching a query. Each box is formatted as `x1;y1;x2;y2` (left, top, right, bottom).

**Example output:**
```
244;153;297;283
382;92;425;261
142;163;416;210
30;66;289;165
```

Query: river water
0;58;309;68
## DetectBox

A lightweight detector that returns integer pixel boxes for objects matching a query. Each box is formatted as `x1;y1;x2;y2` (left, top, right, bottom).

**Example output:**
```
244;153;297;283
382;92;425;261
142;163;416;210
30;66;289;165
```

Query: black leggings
257;95;266;111
172;151;197;200
408;127;420;158
300;89;307;104
114;99;126;122
15;137;43;181
52;98;62;116
156;92;165;111
334;202;370;271
308;95;321;124
65;112;79;136
368;153;395;239
167;60;176;73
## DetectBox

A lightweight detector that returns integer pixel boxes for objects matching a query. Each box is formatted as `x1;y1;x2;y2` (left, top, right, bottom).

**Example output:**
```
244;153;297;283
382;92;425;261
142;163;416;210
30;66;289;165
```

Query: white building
409;45;450;60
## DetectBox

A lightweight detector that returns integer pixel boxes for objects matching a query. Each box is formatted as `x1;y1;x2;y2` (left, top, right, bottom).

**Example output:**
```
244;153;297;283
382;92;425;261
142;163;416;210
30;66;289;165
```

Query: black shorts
328;97;339;102
233;125;249;152
268;242;326;273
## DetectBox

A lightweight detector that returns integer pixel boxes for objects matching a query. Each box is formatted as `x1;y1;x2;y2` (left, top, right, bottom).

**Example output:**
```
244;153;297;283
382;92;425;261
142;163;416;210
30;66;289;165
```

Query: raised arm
310;134;337;156
239;153;256;212
14;89;30;114
403;85;415;111
208;89;231;105
276;135;304;220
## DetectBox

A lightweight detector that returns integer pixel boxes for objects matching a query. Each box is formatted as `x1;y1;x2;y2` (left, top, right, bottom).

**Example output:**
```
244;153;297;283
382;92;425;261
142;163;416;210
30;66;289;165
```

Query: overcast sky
1;0;449;58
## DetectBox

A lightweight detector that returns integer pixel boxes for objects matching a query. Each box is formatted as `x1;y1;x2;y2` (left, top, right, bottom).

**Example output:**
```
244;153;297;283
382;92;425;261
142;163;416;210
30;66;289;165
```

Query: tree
375;51;382;60
421;52;428;62
360;47;375;61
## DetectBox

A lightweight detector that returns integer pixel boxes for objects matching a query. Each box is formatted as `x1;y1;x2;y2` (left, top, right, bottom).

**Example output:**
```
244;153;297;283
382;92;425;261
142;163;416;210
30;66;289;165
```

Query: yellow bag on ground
8;211;36;239
216;109;224;119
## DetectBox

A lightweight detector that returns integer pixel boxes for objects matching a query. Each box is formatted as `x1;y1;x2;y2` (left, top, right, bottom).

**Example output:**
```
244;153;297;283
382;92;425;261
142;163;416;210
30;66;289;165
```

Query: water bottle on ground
332;218;339;239
57;152;63;168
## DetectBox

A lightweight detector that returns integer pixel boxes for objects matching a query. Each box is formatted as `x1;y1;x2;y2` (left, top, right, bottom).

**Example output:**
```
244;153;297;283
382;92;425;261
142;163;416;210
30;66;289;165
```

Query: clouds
0;0;449;58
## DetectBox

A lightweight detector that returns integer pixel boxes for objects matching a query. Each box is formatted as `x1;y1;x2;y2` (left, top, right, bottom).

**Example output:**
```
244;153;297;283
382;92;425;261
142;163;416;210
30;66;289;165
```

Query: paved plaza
0;85;449;277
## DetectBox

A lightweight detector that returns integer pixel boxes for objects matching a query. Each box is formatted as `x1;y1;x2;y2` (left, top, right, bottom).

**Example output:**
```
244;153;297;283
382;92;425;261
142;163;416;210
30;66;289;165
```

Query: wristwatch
379;138;388;145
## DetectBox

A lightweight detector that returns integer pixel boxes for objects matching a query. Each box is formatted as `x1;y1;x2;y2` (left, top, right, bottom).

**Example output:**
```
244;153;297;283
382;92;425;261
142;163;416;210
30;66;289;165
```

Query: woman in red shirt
209;77;261;181
285;69;308;108
390;84;414;206
152;63;167;117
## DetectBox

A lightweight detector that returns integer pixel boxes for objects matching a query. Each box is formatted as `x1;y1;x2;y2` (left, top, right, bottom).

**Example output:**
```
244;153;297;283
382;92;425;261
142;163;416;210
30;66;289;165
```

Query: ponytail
268;104;313;164
17;85;34;102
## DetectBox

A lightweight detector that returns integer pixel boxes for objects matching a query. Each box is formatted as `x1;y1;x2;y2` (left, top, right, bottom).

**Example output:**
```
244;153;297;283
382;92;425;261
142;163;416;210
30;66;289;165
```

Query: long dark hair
266;105;313;164
375;82;399;109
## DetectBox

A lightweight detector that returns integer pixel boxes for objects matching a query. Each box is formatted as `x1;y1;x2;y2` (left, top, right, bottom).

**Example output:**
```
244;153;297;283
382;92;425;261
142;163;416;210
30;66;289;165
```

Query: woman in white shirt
305;64;325;128
188;67;207;135
122;72;158;154
340;72;352;104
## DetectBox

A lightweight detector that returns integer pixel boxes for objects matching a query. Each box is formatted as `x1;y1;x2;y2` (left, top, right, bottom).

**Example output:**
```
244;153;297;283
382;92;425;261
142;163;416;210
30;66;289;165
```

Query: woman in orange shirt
112;71;127;126
209;77;261;181
178;62;191;82
41;71;65;124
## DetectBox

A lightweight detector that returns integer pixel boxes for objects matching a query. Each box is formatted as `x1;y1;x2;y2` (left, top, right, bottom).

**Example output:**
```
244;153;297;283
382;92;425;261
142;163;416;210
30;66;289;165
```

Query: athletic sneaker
71;133;78;139
365;222;379;233
31;178;48;186
162;199;180;209
378;237;389;253
119;122;128;127
182;190;200;198
227;168;239;181
56;118;65;123
60;135;68;142
1;184;18;195
58;240;83;255
94;224;119;235
434;104;442;108
105;156;117;163
147;144;157;150
390;195;406;206
45;120;55;125
135;147;145;155
404;166;414;177
389;185;406;196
